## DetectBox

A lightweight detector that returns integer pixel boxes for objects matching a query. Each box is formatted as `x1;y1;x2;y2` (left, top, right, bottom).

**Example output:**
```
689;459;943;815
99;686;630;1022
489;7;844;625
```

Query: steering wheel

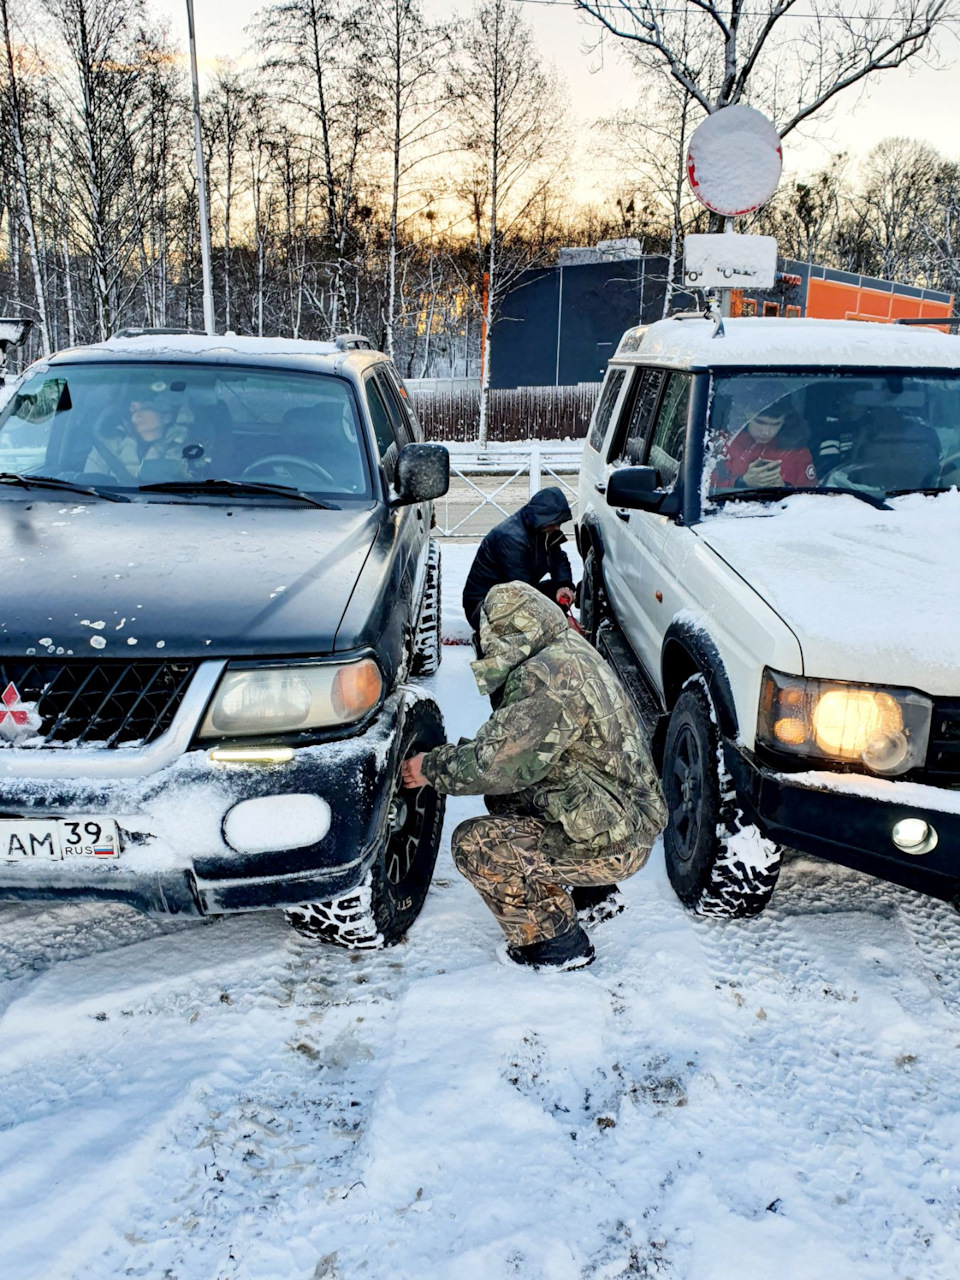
820;462;886;492
240;455;335;487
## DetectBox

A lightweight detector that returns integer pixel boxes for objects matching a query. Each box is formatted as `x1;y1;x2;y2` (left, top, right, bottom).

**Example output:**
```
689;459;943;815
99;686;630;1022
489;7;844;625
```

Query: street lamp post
186;0;216;336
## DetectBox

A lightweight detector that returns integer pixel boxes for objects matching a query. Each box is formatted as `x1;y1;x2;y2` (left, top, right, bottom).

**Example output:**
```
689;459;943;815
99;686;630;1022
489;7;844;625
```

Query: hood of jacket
520;486;572;530
471;580;569;695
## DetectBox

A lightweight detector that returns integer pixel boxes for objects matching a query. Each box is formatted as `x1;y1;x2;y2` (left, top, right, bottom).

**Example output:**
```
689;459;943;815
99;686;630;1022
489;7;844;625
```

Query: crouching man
401;581;666;971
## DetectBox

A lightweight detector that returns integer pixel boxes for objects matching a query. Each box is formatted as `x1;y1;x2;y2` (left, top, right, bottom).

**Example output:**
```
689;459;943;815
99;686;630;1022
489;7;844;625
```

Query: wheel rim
385;780;434;885
669;723;703;864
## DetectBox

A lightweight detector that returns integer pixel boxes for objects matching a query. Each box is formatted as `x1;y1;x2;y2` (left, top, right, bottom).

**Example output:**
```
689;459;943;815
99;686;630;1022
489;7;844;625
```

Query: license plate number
0;818;120;862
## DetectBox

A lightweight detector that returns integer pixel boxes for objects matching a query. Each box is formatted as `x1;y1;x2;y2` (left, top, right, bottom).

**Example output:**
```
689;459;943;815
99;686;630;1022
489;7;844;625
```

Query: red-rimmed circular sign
686;105;782;217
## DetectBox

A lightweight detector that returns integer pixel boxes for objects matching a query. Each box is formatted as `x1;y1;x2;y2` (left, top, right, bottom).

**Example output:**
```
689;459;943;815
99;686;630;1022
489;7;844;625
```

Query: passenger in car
716;404;816;490
85;393;188;481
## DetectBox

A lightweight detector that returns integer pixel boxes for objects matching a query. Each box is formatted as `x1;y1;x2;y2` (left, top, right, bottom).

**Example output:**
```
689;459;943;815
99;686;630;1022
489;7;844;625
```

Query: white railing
434;440;582;537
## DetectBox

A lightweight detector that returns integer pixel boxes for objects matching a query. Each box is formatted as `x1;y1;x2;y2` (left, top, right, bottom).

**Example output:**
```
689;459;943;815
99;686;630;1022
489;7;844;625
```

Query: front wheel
287;696;446;947
662;679;781;918
579;547;606;646
411;540;442;677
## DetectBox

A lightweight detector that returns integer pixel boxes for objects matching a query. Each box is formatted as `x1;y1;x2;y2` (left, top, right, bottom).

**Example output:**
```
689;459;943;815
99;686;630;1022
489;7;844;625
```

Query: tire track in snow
896;889;960;1015
81;935;410;1280
691;864;960;1280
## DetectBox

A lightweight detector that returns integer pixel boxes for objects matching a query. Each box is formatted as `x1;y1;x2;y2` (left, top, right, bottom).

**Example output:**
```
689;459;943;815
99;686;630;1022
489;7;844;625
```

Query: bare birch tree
0;0;50;351
452;0;567;446
574;0;952;137
366;0;452;358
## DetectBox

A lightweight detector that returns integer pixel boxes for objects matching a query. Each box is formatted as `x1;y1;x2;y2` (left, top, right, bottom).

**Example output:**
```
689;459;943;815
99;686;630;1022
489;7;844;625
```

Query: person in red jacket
718;406;817;491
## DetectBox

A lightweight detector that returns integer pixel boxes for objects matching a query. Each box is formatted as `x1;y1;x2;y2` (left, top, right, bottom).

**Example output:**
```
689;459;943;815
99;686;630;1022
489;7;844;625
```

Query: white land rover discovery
577;315;960;917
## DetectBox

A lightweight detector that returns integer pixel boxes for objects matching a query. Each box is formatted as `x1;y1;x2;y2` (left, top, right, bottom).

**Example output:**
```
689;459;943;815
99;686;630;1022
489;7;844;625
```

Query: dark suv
0;332;450;947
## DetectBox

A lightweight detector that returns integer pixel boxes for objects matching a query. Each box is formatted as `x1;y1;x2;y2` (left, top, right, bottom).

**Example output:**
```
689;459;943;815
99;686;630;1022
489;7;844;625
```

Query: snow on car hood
0;499;379;659
697;490;960;695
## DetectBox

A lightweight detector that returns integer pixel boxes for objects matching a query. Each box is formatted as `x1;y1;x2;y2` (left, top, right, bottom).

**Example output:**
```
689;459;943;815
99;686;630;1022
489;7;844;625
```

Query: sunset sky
155;0;960;199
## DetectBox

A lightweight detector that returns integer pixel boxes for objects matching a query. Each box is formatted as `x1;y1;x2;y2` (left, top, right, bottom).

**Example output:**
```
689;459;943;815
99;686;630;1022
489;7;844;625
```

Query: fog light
891;818;938;856
223;795;331;854
209;747;295;765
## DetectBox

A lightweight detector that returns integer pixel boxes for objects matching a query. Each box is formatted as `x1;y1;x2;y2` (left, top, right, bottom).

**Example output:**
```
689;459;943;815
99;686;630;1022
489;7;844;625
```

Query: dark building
489;254;954;391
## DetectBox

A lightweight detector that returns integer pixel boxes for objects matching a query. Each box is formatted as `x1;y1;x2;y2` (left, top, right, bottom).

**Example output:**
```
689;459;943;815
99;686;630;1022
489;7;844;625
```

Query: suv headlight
198;658;383;738
757;669;932;777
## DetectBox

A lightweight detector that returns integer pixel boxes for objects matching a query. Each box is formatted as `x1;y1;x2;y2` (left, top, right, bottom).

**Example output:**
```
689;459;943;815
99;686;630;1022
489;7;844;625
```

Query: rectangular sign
0;818;120;862
683;233;778;291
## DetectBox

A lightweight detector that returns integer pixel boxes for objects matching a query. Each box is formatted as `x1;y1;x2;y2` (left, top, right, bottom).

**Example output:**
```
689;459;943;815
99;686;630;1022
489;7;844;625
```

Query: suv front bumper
727;741;960;902
0;688;415;916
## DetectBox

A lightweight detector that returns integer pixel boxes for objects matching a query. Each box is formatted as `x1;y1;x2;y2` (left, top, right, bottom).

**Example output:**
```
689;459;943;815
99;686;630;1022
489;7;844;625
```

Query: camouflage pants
451;812;649;947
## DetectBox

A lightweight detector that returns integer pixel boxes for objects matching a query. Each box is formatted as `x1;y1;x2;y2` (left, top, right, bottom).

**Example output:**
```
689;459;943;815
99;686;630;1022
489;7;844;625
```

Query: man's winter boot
507;922;596;971
572;884;625;926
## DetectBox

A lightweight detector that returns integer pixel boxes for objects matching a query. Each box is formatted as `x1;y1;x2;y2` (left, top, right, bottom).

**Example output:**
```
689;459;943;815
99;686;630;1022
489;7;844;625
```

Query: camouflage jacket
421;581;667;855
86;423;189;481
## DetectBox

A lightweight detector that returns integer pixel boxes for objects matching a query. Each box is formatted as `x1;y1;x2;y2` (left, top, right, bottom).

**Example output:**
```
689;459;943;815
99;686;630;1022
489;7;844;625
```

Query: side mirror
606;465;667;512
394;442;450;505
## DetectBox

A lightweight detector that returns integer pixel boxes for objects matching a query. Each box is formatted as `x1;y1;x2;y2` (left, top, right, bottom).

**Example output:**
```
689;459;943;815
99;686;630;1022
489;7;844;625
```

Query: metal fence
434;441;582;538
412;383;601;443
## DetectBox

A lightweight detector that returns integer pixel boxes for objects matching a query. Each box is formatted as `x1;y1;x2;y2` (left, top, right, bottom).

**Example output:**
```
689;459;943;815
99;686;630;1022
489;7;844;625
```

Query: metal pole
186;0;215;335
720;216;735;318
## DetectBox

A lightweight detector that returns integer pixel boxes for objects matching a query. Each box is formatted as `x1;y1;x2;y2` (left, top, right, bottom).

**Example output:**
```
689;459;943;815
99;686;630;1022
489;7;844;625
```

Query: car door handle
594;482;606;494
616;509;630;522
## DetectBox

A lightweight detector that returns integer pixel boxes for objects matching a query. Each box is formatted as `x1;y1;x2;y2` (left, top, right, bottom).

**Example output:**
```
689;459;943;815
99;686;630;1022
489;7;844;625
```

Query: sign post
684;105;783;317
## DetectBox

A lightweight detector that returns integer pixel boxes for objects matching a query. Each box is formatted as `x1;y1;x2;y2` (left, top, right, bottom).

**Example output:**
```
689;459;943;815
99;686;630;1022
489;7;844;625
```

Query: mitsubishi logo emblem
0;682;42;744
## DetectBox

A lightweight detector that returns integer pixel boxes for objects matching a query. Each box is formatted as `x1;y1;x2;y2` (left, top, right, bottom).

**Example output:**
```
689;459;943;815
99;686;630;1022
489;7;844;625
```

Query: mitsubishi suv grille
0;660;196;748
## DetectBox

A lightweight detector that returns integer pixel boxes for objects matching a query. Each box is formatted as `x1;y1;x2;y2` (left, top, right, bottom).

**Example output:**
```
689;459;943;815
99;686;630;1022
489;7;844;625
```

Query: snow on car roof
619;317;960;369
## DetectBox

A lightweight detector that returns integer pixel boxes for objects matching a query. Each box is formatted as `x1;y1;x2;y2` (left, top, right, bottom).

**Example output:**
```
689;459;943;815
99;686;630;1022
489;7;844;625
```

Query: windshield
0;362;372;499
705;371;960;502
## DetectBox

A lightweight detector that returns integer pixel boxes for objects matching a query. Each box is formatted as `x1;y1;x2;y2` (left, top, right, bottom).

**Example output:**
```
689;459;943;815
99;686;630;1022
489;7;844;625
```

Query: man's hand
555;586;575;608
401;751;428;789
742;457;783;488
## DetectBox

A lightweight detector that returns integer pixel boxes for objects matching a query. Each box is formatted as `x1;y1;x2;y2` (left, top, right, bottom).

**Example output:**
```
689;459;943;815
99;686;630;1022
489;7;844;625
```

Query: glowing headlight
758;669;932;777
199;658;383;738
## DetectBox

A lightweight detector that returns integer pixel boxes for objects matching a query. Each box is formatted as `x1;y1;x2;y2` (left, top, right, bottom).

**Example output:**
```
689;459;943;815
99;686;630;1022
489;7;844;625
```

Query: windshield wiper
0;472;129;502
137;478;339;510
712;485;891;512
885;486;952;497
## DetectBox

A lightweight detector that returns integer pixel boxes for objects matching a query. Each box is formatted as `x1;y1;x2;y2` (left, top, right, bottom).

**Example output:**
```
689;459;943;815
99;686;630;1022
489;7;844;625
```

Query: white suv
577;315;960;917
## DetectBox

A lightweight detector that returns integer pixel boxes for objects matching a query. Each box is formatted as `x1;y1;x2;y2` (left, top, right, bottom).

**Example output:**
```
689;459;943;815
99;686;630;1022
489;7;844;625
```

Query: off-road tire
662;679;781;918
286;696;446;947
410;540;442;677
579;547;606;647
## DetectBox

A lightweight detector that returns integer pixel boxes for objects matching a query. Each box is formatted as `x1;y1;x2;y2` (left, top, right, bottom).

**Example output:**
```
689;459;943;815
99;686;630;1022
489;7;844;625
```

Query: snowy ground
2;544;960;1280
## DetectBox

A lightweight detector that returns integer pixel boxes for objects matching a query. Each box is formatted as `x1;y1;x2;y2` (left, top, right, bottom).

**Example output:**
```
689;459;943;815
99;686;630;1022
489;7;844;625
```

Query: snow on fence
411;382;601;443
434;440;582;538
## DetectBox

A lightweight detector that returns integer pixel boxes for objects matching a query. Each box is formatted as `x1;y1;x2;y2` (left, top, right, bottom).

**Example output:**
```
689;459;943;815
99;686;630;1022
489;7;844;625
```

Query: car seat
846;410;941;491
278;403;364;491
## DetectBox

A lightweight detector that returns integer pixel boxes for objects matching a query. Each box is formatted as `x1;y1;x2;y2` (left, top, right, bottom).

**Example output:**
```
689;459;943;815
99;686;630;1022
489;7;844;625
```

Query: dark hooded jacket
422;581;667;858
462;487;574;629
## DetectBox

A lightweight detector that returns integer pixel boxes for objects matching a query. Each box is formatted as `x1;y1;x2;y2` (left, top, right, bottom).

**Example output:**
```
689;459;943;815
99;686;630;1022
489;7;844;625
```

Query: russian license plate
0;818;120;862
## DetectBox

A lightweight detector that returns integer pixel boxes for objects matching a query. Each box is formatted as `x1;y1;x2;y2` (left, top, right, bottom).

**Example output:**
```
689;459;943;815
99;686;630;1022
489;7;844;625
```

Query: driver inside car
716;402;817;491
85;392;189;482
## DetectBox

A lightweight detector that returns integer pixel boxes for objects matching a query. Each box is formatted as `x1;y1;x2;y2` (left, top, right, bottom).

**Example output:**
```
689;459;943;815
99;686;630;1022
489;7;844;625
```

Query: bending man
462;487;576;633
402;581;666;971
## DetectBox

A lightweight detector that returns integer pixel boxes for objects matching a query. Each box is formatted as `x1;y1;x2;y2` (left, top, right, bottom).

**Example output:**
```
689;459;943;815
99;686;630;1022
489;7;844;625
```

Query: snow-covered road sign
686;105;783;217
683;233;778;290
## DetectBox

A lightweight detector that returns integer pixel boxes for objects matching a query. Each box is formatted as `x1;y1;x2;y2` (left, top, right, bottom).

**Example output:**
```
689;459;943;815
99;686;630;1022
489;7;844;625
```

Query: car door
364;369;423;654
620;372;693;678
374;366;433;587
601;365;667;659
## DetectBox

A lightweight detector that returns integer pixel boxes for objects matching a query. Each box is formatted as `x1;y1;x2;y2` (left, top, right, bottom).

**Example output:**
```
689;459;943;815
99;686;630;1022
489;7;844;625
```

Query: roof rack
111;326;194;340
334;333;374;351
894;316;960;328
671;302;725;339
